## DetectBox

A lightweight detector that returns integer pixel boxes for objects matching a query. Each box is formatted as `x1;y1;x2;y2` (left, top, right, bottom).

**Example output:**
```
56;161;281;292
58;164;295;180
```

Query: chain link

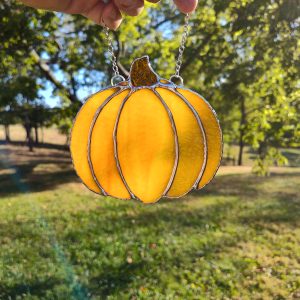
103;25;120;77
174;13;190;77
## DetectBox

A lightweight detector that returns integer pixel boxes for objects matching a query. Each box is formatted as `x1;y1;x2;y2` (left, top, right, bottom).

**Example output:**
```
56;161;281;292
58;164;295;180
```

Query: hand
20;0;198;30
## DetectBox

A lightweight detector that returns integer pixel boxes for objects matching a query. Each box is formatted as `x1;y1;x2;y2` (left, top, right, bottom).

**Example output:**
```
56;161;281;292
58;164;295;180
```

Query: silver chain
103;25;126;85
174;13;190;77
103;25;120;77
103;13;191;86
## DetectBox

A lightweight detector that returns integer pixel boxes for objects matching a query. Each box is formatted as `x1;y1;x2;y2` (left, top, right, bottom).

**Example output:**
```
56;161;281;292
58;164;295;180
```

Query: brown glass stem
130;56;159;87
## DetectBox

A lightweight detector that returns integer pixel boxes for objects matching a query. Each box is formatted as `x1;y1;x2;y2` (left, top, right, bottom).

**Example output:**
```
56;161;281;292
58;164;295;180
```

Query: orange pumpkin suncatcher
70;56;222;203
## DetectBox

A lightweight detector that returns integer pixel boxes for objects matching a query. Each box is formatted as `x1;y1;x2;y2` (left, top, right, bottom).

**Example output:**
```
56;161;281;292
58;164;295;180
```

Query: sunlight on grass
0;170;299;299
0;137;299;299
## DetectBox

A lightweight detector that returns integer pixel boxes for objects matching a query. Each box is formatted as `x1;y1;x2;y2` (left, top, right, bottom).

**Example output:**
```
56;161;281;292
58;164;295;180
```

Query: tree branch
144;14;181;36
180;33;216;73
30;49;80;103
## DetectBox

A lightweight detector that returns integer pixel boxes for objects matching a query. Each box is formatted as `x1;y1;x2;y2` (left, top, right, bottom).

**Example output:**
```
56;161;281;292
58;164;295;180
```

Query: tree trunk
65;134;69;145
238;133;244;166
41;126;44;143
25;126;33;152
4;124;10;143
34;125;39;145
238;98;246;166
24;116;34;152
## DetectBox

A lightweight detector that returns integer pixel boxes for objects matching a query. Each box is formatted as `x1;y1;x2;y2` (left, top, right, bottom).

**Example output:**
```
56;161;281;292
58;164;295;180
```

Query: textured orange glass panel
90;90;131;199
70;88;118;193
117;89;176;203
177;88;222;189
156;88;205;197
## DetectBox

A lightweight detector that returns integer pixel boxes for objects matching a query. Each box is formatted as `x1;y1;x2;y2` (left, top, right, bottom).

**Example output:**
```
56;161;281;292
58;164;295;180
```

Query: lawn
0;128;300;299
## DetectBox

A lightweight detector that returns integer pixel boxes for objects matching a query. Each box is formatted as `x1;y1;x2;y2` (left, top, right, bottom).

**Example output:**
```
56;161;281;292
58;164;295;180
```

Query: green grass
0;143;300;299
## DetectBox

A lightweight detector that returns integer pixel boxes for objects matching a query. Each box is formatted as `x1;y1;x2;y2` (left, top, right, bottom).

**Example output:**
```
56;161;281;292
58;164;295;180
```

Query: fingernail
105;18;122;30
112;19;123;30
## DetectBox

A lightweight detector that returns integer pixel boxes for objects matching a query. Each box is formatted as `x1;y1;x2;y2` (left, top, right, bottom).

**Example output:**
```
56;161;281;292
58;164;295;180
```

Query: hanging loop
111;74;126;86
170;75;184;86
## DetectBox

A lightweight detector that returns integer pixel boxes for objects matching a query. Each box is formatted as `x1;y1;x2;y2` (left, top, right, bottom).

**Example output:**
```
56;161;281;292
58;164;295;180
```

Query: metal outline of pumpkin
70;56;222;204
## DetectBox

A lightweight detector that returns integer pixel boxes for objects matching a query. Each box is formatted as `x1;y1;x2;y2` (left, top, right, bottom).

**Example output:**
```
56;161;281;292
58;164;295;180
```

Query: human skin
20;0;198;30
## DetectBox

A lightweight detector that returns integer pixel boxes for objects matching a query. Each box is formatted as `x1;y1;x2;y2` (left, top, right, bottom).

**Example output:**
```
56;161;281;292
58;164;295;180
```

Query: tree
0;0;299;172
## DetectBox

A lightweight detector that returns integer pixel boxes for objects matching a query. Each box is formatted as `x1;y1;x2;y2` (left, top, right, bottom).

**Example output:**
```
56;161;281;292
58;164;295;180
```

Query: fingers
102;2;123;29
114;0;144;16
20;0;198;31
173;0;198;13
82;1;122;30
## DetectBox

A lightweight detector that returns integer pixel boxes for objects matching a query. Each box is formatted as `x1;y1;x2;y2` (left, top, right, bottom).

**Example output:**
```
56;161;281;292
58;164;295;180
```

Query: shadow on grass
238;192;300;228
194;171;300;198
89;261;147;298
281;149;300;167
0;139;69;151
0;278;69;300
0;162;78;196
0;145;78;197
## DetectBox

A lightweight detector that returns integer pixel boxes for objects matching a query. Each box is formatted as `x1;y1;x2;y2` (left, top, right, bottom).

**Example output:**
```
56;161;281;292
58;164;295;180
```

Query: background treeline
0;0;299;174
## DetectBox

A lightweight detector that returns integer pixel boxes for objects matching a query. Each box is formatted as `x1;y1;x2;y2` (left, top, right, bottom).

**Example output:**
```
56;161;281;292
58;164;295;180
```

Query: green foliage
0;0;299;171
56;117;74;144
253;147;288;176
